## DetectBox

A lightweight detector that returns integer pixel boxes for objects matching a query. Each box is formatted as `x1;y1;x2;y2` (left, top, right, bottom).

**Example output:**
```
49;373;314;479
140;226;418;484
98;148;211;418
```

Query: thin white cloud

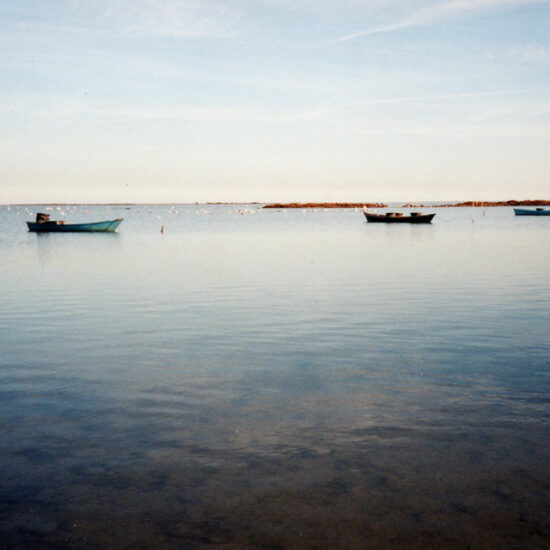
332;18;423;42
111;0;240;39
345;120;550;138
4;86;547;125
359;87;550;105
508;45;550;67
93;105;334;124
333;0;550;42
472;99;550;122
1;0;243;40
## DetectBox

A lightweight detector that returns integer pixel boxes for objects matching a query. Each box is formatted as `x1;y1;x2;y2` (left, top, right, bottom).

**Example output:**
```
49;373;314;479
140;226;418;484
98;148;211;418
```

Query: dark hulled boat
363;211;436;224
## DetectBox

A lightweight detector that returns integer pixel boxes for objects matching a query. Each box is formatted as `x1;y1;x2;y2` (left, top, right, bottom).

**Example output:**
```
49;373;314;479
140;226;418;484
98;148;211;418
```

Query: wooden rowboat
27;213;123;232
363;211;435;224
513;208;550;216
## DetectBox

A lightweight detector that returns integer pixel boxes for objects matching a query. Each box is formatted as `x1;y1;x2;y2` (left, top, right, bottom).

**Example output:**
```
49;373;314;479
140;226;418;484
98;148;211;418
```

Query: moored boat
513;208;550;216
27;213;123;232
363;209;435;224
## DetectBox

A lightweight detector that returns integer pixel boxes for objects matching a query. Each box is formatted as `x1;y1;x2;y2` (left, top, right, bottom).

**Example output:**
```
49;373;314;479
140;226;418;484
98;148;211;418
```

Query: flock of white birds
5;205;351;218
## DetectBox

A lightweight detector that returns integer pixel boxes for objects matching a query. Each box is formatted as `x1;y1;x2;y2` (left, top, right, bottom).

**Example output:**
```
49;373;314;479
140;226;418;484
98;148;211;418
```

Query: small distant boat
27;213;123;232
513;208;550;216
363;209;436;224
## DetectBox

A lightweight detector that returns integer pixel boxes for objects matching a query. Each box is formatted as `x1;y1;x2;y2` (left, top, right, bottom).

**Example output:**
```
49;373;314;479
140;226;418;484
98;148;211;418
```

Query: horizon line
3;198;549;207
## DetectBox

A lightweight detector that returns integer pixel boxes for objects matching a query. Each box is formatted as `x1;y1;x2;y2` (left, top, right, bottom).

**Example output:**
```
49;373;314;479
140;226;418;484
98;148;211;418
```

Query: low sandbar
263;202;387;209
405;199;550;207
264;199;550;209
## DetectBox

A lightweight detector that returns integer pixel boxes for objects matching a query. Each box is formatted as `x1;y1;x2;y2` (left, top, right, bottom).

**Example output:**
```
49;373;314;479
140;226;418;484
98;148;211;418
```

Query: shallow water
1;204;550;548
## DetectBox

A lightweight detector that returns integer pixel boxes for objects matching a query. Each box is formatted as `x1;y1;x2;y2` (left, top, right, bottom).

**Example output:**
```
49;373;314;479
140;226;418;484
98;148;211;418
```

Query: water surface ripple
1;204;550;548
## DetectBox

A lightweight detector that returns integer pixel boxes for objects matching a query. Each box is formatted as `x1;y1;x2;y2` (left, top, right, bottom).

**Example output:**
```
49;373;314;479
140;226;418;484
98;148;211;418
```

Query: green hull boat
27;214;123;233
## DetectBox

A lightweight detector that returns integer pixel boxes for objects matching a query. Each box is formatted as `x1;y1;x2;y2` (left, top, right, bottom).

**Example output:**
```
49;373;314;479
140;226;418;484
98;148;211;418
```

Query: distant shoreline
0;202;258;207
262;199;550;209
2;199;549;208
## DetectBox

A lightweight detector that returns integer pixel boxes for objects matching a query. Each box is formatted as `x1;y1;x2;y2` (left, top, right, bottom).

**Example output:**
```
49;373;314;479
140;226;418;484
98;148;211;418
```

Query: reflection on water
1;204;550;548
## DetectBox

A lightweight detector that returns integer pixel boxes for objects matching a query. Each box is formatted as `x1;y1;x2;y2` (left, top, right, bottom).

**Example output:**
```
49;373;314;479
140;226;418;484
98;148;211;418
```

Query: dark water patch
14;446;66;466
2;433;550;548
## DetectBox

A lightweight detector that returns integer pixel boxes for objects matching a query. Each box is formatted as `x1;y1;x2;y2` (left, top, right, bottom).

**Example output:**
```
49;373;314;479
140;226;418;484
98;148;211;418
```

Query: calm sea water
1;204;550;549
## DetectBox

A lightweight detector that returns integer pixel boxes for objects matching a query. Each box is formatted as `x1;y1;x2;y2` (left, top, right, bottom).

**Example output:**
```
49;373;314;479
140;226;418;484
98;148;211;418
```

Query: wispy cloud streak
359;87;550;105
93;105;334;124
1;0;243;39
333;0;550;42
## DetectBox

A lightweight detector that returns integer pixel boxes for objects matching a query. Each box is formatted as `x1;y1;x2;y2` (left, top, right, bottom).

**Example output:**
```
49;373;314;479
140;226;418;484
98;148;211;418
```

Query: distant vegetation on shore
263;199;550;209
262;202;387;209
404;199;550;208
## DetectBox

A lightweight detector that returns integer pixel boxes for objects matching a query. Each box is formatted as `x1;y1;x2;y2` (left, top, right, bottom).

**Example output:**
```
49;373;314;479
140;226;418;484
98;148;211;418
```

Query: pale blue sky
1;0;549;203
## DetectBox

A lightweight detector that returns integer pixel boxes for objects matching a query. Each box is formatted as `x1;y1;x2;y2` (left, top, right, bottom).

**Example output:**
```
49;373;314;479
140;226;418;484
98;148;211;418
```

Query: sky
1;0;550;204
